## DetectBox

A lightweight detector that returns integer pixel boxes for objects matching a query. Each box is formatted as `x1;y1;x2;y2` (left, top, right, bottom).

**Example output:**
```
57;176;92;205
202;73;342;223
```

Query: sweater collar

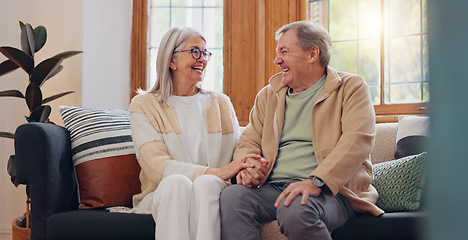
268;66;342;96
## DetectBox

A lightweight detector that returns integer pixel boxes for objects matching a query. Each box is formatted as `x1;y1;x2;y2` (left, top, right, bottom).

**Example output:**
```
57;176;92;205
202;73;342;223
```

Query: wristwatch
310;176;325;189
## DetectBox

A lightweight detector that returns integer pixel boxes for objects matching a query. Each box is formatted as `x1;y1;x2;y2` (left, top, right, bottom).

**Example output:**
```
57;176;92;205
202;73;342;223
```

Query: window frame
130;0;148;100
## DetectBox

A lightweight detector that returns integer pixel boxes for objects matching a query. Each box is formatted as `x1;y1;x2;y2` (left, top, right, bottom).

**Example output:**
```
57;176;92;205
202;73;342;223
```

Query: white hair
140;27;205;103
276;21;332;67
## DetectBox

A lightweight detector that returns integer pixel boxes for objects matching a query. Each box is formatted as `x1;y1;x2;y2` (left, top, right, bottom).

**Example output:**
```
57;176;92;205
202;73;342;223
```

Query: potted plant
0;21;82;240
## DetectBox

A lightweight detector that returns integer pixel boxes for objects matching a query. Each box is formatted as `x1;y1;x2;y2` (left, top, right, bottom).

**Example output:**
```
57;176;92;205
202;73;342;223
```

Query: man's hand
274;179;321;208
236;157;269;188
206;154;260;181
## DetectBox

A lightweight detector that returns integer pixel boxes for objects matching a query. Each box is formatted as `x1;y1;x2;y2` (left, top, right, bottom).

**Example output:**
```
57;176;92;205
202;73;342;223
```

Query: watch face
313;177;324;187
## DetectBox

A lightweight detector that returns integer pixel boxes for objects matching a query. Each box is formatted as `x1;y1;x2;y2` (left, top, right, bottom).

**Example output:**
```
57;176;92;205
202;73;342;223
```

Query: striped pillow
59;106;141;209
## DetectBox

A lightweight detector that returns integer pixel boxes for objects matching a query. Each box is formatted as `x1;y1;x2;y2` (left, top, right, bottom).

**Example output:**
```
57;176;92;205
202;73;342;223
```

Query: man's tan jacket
234;66;384;216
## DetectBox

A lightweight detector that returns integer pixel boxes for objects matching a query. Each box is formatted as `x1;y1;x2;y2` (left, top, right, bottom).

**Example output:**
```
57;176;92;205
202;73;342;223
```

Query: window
133;0;422;123
307;0;428;115
148;0;224;92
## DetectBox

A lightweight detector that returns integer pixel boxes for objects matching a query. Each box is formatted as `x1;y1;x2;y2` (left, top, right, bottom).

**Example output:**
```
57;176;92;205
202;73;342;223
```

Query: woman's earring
173;67;176;71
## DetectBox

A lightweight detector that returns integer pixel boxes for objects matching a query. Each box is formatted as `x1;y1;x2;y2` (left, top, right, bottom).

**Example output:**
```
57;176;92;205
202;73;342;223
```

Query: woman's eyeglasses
173;48;212;61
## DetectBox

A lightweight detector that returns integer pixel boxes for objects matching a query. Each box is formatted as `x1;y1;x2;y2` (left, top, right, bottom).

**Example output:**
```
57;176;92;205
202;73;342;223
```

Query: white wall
0;1;131;239
82;0;132;109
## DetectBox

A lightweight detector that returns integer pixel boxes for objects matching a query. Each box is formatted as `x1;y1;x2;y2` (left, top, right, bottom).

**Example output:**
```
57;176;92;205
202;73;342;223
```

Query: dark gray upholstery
15;123;78;240
47;210;154;240
331;212;425;240
15;122;425;240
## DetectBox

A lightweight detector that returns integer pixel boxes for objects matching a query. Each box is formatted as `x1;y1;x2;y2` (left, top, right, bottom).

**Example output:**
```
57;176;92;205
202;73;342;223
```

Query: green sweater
268;75;326;183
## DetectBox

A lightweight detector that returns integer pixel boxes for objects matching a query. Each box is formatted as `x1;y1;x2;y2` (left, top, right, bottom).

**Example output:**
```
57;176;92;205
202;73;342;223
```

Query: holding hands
235;155;269;188
207;154;270;188
233;155;323;209
206;154;267;181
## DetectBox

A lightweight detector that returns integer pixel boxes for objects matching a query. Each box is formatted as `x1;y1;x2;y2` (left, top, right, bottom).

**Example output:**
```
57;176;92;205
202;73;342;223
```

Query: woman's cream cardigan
129;91;240;204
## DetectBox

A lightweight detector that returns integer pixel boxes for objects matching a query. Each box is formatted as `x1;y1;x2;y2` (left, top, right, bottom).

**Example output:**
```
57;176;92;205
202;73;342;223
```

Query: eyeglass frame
173;48;212;61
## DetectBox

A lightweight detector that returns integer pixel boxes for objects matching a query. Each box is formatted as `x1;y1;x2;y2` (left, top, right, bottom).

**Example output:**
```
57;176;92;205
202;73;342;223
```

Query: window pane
423;35;429;83
358;0;380;39
385;83;422;103
423;82;429;102
358;39;380;103
359;39;380;85
171;0;198;6
387;0;421;36
330;41;357;74
329;0;357;41
205;0;223;6
386;35;421;85
149;8;171;48
203;8;223;48
151;0;170;6
422;0;427;33
148;48;158;89
203;49;223;92
368;86;380;104
172;8;203;30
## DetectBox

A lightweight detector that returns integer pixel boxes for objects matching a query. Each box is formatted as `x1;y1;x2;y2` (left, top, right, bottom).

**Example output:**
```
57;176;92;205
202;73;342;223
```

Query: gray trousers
220;182;357;240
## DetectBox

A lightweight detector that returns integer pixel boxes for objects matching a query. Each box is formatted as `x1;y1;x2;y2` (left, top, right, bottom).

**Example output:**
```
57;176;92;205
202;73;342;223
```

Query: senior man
220;21;384;240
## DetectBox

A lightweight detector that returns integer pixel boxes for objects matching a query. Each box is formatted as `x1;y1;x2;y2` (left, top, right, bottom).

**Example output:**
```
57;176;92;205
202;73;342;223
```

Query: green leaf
45;65;63;81
29;57;63;86
53;50;83;59
0;132;15;139
0;60;20;77
7;154;18;186
42;91;74;104
0;46;34;74
39;105;51;122
33;26;47;53
25;82;42;112
0;90;25;98
28;105;50;122
20;23;35;57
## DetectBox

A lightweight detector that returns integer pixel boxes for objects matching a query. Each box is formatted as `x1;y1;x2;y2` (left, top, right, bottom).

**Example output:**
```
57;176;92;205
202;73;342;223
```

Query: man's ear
308;46;320;64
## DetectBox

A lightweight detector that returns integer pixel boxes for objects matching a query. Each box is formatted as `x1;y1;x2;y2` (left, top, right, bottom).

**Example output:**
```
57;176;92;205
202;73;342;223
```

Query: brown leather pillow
75;154;141;209
59;106;141;209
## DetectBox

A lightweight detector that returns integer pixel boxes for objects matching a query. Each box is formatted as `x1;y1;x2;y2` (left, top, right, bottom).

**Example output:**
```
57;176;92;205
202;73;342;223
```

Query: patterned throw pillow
373;152;427;212
59;106;141;209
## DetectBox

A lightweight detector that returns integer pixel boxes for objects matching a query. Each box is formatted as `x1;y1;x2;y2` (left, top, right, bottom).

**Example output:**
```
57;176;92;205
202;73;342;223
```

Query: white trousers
152;174;228;240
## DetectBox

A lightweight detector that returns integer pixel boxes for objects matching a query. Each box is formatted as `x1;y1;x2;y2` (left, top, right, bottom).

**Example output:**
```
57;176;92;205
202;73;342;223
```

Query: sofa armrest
15;122;79;240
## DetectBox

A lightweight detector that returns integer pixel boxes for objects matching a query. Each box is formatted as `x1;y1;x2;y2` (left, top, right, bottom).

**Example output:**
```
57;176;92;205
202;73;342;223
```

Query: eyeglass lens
192;49;211;61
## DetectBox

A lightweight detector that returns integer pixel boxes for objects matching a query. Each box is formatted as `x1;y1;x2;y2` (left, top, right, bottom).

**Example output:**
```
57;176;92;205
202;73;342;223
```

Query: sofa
15;107;428;240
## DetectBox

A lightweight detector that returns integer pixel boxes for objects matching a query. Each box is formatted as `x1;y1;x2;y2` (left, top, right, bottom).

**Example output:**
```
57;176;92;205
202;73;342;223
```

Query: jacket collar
268;66;342;97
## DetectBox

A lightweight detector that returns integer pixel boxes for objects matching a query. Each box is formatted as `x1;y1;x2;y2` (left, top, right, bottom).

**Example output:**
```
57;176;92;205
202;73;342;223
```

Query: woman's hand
205;154;264;181
236;157;269;188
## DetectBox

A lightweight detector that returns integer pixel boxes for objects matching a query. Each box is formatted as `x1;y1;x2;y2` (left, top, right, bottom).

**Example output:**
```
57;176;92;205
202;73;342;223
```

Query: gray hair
143;27;205;103
275;21;332;68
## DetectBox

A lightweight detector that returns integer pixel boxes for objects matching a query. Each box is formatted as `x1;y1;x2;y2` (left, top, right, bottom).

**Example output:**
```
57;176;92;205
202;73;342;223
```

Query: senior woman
129;27;260;240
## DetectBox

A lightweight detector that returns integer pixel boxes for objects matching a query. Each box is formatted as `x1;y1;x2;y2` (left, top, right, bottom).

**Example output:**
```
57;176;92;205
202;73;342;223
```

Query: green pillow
373;152;427;212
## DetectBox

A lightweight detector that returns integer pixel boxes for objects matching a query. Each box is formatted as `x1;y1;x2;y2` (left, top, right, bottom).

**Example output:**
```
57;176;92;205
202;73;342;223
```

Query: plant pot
12;217;30;240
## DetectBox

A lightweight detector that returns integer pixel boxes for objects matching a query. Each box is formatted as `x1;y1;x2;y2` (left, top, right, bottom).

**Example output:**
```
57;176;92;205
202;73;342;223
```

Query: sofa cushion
371;123;398;164
395;115;429;159
47;210;154;240
331;211;425;240
59;106;141;209
373;152;427;212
